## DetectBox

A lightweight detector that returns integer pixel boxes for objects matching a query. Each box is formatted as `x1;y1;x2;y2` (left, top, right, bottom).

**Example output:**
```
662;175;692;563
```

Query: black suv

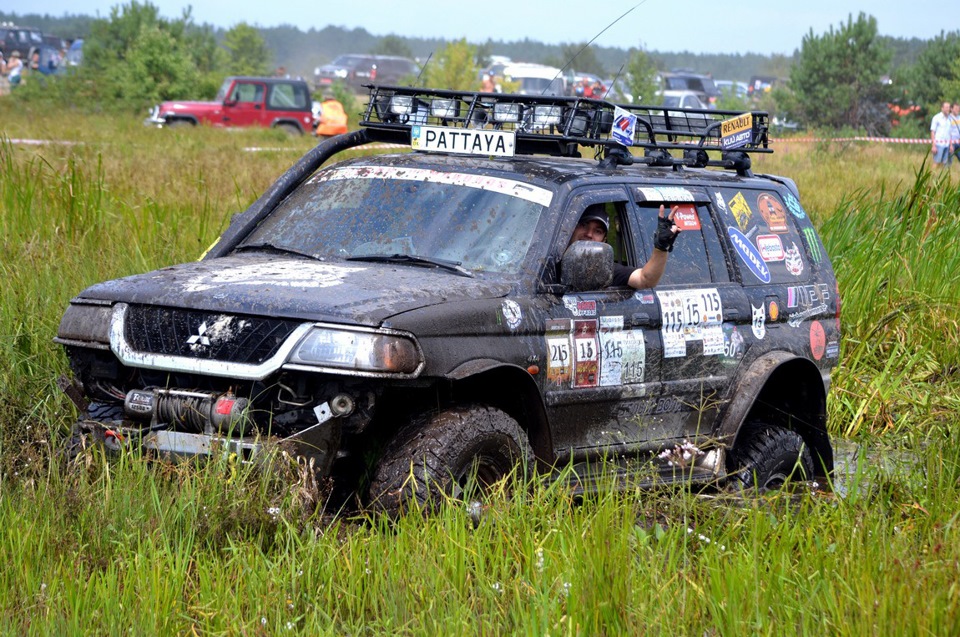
57;87;839;513
661;71;721;107
0;23;44;58
313;54;419;92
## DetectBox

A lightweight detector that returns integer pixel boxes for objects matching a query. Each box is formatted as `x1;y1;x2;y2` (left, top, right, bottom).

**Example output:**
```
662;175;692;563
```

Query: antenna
414;52;433;87
546;0;649;95
601;64;625;101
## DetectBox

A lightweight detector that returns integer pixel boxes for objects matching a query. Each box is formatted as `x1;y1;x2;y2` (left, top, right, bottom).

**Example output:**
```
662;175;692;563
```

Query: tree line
3;5;957;135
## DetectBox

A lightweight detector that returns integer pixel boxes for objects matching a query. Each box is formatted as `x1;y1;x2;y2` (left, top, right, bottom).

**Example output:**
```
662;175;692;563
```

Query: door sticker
599;316;624;386
784;242;805;276
728;227;771;283
657;288;724;358
573;319;600;388
757;193;789;233
810;320;826;360
756;234;784;262
751;303;766;340
545;319;572;387
728;191;753;231
672;203;701;231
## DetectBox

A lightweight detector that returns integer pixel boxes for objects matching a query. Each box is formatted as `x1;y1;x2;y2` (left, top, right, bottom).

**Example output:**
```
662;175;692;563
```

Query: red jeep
145;76;316;135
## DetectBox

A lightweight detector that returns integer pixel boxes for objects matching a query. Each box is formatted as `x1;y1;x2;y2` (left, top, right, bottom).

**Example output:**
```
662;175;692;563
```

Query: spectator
0;52;8;96
481;73;495;93
951;102;960;165
930;101;952;167
6;51;23;89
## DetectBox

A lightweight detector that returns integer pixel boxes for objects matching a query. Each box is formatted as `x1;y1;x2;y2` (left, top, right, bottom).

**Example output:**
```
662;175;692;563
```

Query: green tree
422;39;479;91
944;56;960;101
625;46;659;105
557;43;605;77
103;23;200;105
373;35;413;59
222;22;270;76
899;31;960;114
789;12;892;133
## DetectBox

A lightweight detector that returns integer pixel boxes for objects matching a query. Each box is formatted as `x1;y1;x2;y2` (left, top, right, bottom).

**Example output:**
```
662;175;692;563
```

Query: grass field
1;105;960;635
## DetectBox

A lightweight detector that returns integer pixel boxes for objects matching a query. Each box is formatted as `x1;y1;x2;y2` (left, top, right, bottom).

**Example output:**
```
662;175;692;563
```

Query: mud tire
367;405;533;517
729;423;814;492
276;123;303;137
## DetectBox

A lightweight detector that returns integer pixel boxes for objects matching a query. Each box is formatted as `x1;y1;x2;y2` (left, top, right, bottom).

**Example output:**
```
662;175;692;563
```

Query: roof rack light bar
359;84;771;165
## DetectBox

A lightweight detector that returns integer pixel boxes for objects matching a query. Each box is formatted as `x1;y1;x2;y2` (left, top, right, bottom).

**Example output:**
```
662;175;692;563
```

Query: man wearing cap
569;203;680;289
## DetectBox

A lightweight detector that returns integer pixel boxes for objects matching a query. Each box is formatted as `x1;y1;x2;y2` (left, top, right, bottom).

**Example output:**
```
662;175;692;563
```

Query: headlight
288;326;422;375
334;69;348;79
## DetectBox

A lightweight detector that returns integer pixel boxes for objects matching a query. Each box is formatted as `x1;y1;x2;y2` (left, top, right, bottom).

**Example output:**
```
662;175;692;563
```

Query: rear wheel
367;405;533;517
275;123;302;137
728;423;813;492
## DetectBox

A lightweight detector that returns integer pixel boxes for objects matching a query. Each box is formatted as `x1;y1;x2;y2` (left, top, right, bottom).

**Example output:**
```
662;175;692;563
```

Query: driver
569;203;680;289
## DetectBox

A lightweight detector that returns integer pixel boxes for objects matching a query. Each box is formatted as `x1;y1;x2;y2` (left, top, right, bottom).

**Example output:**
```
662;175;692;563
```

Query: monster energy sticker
802;227;823;264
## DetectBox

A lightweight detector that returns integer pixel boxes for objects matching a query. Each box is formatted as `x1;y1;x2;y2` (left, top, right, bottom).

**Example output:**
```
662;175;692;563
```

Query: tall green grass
2;111;960;634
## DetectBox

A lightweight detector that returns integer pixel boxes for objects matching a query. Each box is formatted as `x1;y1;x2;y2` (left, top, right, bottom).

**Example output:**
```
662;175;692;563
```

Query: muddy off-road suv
57;86;840;513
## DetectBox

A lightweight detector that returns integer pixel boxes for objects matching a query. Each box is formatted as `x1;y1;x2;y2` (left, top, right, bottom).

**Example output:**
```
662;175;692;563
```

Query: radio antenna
414;52;433;87
547;0;648;95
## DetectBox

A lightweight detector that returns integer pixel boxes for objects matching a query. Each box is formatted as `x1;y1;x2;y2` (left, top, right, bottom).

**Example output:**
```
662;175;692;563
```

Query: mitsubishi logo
187;321;211;346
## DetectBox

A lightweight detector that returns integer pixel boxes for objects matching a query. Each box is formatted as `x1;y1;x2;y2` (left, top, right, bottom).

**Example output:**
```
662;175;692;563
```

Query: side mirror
223;98;237;107
561;241;614;291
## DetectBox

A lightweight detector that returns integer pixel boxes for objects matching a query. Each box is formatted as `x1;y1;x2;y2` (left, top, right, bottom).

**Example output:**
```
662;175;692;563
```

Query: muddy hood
76;254;511;326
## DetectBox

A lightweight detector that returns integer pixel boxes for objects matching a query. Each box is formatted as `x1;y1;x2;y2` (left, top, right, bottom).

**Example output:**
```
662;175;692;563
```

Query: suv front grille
124;305;301;364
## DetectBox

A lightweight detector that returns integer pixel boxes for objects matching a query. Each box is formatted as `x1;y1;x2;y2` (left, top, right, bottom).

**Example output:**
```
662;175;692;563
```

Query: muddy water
828;438;919;498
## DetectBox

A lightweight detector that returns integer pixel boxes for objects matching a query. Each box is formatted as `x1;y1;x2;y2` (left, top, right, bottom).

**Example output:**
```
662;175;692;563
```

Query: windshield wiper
346;253;475;278
234;242;320;261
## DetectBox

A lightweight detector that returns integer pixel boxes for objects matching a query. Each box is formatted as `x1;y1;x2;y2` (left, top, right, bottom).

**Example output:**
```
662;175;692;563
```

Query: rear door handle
631;312;652;327
724;309;741;321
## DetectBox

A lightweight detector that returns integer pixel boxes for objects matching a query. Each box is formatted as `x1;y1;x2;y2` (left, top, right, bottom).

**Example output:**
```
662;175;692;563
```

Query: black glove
654;215;680;252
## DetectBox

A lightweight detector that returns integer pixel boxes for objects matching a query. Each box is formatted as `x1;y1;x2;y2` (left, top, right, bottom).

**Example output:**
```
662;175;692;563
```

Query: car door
223;80;267;128
629;185;750;443
540;187;664;462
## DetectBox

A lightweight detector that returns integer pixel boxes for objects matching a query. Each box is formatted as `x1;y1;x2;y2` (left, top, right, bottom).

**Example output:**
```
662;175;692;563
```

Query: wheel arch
446;360;554;466
271;117;306;133
164;115;198;126
719;351;833;476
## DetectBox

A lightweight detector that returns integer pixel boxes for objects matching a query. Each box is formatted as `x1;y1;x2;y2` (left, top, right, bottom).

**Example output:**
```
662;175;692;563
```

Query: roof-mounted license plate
411;125;516;157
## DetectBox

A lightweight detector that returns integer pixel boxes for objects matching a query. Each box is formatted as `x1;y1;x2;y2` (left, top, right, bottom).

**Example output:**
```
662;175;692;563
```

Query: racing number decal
657;288;725;358
545;316;646;388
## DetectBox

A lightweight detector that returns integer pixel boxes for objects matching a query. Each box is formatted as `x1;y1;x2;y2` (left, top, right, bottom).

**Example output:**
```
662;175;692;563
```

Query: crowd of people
930;100;960;167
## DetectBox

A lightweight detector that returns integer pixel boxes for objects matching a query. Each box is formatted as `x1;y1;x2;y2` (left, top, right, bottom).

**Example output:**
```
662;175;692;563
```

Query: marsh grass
2;108;960;634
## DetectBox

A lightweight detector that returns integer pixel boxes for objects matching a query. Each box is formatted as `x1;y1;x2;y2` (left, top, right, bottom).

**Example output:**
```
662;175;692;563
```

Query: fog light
431;99;458;119
493;103;521;123
533;105;562;126
390;95;414;115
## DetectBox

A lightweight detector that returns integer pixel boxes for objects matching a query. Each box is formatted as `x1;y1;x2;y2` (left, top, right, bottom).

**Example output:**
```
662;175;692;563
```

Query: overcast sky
34;0;950;55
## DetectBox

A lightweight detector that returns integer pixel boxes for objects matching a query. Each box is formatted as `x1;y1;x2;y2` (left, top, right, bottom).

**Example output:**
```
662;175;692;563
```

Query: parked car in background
65;38;83;67
660;71;720;107
660;89;709;110
502;62;566;97
715;80;749;100
144;76;315;135
0;22;43;58
314;54;419;92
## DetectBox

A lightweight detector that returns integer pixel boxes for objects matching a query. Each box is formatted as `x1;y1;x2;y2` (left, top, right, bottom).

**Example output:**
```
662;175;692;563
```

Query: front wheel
367;405;533;517
728;423;814;492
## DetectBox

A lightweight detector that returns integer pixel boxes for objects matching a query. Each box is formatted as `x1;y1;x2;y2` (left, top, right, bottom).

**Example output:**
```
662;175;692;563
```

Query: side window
231;82;265;103
714;188;809;284
636;203;716;286
269;83;307;109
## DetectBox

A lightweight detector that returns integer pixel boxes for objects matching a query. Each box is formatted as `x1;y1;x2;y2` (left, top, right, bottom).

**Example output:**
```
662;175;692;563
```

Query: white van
502;63;566;97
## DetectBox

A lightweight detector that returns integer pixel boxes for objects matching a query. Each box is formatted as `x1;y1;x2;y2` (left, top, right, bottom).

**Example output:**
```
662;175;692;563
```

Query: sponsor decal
714;191;727;213
313;165;553;206
545;319;572;387
181;262;364;293
784;192;807;219
611;106;637;146
809;320;826;360
657;288;724;358
728;191;753;231
728;227;771;283
787;303;828;327
637;186;695;202
826;340;840;359
751;303;766;340
720;112;754;150
768;300;780;322
756;234;785;262
573;319;600;388
599;316;624;386
757;193;789;233
635;292;655;305
802;227;823;264
722;324;746;362
672;203;701;230
501;300;522;330
786;283;830;309
563;296;597;317
784;242;805;276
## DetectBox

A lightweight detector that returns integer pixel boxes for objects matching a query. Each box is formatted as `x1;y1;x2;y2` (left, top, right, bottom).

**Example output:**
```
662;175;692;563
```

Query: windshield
663;96;681;108
215;78;232;102
236;165;553;275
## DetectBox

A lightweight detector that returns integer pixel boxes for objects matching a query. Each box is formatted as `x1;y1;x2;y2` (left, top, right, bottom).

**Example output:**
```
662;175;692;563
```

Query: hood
159;100;220;114
76;254;511;326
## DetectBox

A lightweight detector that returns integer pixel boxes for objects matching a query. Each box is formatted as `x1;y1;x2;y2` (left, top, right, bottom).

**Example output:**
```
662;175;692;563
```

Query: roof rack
359;85;771;173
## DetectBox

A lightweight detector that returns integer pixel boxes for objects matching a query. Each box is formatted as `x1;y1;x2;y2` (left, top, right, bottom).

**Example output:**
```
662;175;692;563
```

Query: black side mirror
561;241;614;291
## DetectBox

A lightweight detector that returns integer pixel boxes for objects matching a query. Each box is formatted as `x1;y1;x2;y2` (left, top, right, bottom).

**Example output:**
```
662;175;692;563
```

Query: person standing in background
6;51;23;89
950;102;960;166
930;101;952;167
